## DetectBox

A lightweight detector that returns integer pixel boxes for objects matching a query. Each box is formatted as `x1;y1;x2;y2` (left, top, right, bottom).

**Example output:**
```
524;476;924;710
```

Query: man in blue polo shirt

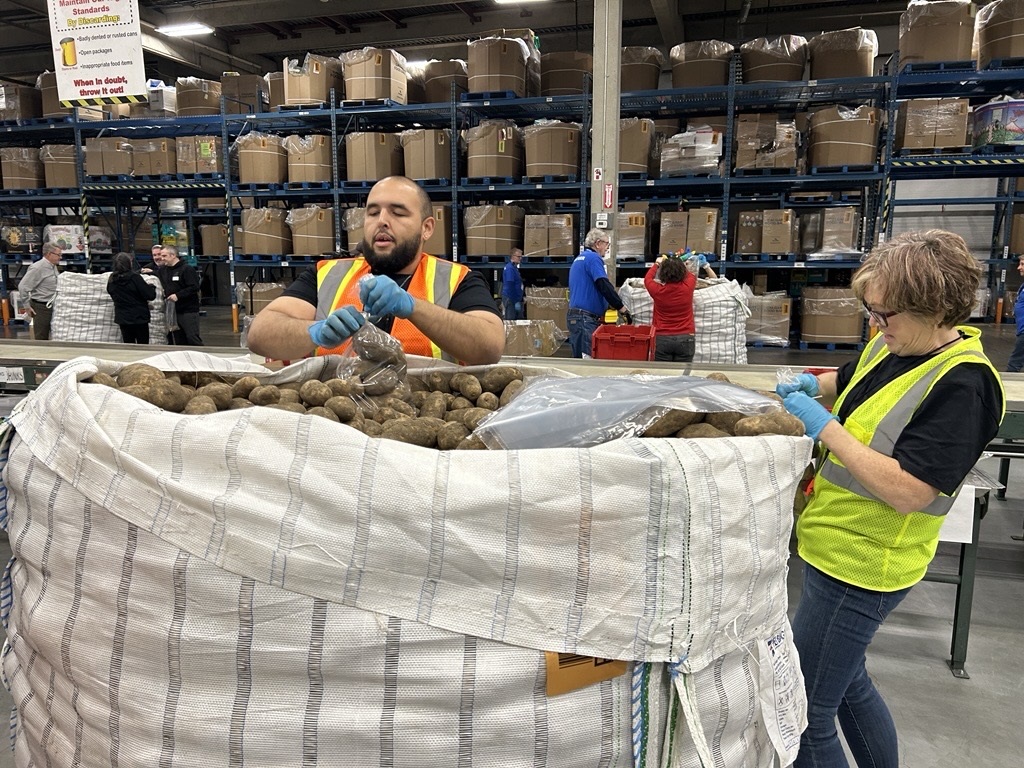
1008;255;1024;371
502;247;525;320
567;228;630;357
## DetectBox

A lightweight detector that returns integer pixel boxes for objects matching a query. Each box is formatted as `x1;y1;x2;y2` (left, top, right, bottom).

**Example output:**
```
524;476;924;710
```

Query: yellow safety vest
797;326;1004;591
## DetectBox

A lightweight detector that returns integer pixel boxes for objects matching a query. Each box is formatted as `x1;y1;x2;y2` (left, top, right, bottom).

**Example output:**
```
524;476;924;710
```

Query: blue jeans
503;299;524;321
1008;332;1024;372
792;563;911;768
567;309;601;358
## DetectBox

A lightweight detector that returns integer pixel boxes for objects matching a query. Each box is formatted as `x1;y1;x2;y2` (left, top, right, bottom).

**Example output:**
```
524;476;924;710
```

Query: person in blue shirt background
567;228;630;357
502;247;525;321
1008;256;1024;372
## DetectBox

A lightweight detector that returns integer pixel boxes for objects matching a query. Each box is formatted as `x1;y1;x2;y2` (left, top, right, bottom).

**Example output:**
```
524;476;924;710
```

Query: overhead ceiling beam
161;0;455;29
316;16;360;34
379;11;408;30
452;4;481;23
649;0;685;48
257;23;291;41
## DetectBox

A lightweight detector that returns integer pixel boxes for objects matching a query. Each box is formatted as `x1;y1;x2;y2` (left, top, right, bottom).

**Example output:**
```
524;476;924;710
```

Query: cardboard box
540;51;592;96
129;85;177;118
288;207;334;255
343;207;365;252
548;213;575;257
132;139;176;177
423;59;468;103
899;1;976;67
615;212;647;259
221;74;267;114
820;207;860;252
200;224;229;256
972;99;1024;148
43;224;86;254
401;128;452;180
670;41;733;88
523;121;580;178
238;133;288;184
619;118;655;175
660;129;722;176
265;72;285;110
762;209;797;254
345;131;403;181
897;98;969;149
40;144;77;187
752;273;768;295
284;134;332;183
934;99;969;147
807;29;876;79
0;148;44;189
1011;213;1024;254
37;72;103;120
740;36;807;82
801;287;863;343
463;205;525;256
977;0;1024;69
620;46;663;91
808;105;880;168
525;286;569;334
283;54;345;105
342;48;408;103
175;78;221;116
685;207;718;254
247;283;287;315
659;211;689;254
241;208;291;255
0;84;42;121
466;120;523;178
467;37;529;97
746;293;792;345
735;210;763;254
423;203;453;256
503;319;560;356
523;214;548;258
104;138;134;176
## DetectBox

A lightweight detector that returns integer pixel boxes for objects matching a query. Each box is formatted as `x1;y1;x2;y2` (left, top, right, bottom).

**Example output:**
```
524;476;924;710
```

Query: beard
362;231;420;275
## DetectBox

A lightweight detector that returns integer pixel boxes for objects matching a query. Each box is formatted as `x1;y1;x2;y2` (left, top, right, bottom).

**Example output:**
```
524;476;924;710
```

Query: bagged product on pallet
1;352;809;768
50;270;166;343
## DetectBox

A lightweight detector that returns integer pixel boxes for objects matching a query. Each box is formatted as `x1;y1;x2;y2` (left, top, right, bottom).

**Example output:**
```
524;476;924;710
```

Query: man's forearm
406;300;505;364
247;308;317;359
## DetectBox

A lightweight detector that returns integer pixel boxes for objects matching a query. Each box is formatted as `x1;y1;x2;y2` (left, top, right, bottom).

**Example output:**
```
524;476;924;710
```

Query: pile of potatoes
87;364;804;450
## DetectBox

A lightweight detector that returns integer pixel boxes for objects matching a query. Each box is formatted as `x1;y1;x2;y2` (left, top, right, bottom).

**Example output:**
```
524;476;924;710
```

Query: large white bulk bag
51;271;168;343
0;353;810;767
694;279;749;365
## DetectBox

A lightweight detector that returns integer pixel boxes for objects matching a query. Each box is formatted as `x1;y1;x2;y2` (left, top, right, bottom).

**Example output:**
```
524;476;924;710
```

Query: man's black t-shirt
282;263;500;334
834;343;1003;495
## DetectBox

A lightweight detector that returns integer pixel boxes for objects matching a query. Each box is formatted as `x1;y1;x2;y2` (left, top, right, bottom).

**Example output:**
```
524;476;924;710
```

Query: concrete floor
0;312;1020;766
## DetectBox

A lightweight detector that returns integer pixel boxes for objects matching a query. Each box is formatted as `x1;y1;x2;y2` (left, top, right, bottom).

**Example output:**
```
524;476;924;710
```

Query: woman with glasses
777;230;1004;768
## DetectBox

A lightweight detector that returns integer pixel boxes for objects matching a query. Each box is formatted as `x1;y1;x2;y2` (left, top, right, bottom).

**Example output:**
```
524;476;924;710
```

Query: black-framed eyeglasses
862;301;900;328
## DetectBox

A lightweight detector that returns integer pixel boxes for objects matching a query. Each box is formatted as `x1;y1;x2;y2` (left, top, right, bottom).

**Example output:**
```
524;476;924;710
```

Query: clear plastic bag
474;374;780;450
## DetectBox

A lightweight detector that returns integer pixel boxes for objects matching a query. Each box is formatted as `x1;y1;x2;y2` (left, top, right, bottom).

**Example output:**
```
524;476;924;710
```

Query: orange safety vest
314;253;470;360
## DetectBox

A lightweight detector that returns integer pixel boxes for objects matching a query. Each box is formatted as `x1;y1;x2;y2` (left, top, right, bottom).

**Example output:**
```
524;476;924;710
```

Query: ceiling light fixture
493;0;551;5
156;22;215;37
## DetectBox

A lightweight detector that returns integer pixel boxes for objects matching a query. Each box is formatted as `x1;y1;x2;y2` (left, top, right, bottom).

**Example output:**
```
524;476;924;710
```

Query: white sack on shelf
1;353;809;767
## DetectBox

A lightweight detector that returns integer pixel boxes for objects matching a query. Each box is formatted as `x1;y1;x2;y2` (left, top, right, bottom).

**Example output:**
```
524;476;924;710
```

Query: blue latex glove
783;392;837;440
776;372;820;398
697;254;709;269
359;275;415;319
514;302;523;313
308;305;365;348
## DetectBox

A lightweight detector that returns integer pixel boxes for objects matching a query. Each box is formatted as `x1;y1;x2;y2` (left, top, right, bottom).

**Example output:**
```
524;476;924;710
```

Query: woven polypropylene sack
694;280;750;365
51;271;167;344
619;277;653;325
0;353;810;767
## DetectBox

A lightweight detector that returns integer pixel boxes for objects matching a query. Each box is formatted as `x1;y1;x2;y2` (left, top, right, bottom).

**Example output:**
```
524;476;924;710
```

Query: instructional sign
47;0;146;107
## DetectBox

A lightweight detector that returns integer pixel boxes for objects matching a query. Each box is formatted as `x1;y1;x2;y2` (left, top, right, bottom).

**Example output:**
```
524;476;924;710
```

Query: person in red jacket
644;254;697;362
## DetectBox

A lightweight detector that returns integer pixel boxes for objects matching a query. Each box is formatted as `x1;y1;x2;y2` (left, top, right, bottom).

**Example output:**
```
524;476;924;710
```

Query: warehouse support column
590;0;623;287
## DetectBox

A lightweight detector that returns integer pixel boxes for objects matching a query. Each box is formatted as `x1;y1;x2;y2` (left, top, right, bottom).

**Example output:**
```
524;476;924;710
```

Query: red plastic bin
591;324;656;360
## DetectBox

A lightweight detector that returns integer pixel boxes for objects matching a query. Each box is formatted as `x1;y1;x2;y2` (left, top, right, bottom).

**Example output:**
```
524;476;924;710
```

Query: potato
419;391;447;420
119;384;154;402
325;395;358;421
306;406;341;422
425;371;452;393
476;392;500;411
409;391;429;409
183;395;218;415
643;409;703;437
733;411;805;437
480;366;522;394
391;381;413;402
89;372;118;388
361;367;400;396
442;393;456;408
407;375;429;393
757;389;783;404
459;407;492;431
299;380;333;407
679;423;730;438
383;398;417;417
327;376;364;398
228;397;256;409
436;421;470;450
499;379;525;407
344;409;365;429
456;434;488;450
149;380;190;412
450;373;483;401
231;376;261;399
179;371;225;389
278;389;303;405
116;363;164;388
372;407;410;425
703;411;745;435
268;402;308;414
450;396;474;411
163;373;181;384
360;420;383;437
197;382;233;410
380;417;442;447
249;385;281;406
279;382;303;392
181;385;196;398
706;372;731;383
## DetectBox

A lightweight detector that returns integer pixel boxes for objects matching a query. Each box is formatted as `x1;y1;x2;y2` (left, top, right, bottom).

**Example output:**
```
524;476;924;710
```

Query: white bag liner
0;352;810;767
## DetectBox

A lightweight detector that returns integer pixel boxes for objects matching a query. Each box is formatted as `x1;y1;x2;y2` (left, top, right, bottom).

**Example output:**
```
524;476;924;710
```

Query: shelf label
795;261;806;268
0;367;25;384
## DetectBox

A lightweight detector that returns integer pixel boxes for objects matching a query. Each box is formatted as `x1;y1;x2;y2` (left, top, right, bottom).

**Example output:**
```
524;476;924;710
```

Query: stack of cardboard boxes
287;207;334;255
400;129;453;181
283;54;345;106
801;287;864;344
345;132;403;181
523;121;581;179
734;114;798;170
237;133;288;184
0;84;42;121
342;48;408;103
660;128;722;177
523;214;576;258
808;106;881;168
283;135;333;184
466;120;523;179
464;205;525;256
0;148;44;189
241;208;291;255
895;99;970;150
525;286;569;335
